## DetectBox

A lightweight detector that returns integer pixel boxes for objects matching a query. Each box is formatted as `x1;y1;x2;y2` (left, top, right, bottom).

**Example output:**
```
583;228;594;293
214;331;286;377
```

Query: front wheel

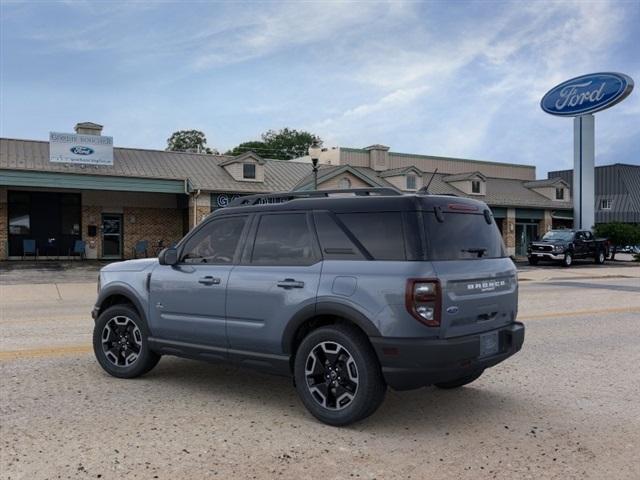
93;304;160;379
434;370;484;389
294;324;386;426
595;250;606;265
527;256;539;265
561;252;573;267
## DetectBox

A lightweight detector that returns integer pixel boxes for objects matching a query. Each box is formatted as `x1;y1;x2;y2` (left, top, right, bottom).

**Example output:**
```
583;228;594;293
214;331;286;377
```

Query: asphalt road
1;271;639;479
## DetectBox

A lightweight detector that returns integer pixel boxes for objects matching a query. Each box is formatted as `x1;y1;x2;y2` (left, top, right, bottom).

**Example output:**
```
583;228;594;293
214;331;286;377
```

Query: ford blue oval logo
541;72;633;117
446;306;459;315
70;146;94;155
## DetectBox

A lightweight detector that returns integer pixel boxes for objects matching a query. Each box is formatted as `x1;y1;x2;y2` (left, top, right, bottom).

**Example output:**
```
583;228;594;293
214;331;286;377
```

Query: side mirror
158;247;178;266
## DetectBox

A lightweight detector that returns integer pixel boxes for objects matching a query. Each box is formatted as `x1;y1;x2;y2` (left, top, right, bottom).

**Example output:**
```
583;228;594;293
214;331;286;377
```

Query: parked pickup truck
527;230;609;267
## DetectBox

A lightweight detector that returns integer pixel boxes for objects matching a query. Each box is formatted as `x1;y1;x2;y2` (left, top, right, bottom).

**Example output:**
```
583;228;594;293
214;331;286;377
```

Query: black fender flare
95;283;148;325
281;301;381;354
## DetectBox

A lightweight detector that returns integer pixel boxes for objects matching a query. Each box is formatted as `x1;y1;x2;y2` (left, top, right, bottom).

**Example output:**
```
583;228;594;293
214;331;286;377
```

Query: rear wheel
294;324;386;426
93;305;160;379
434;370;484;389
561;252;573;267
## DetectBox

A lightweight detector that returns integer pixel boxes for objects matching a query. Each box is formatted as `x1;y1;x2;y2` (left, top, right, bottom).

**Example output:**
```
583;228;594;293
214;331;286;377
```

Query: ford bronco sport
92;188;524;426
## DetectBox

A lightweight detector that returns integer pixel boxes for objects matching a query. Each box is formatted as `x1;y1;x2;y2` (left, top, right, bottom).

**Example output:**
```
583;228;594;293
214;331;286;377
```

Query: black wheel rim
304;341;359;411
101;316;143;367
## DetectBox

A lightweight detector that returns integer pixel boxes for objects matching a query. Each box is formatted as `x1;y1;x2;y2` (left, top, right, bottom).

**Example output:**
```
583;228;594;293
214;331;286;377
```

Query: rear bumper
371;323;525;391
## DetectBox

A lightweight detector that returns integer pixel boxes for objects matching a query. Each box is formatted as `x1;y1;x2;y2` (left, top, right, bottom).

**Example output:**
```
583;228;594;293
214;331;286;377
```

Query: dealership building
1;122;575;261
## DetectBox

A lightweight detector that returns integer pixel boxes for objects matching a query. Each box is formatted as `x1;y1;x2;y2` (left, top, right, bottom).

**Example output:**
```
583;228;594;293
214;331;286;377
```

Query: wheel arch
96;284;147;324
282;302;381;358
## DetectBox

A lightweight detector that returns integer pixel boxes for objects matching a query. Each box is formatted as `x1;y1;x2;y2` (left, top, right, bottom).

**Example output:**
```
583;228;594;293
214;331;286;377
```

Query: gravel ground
1;271;639;479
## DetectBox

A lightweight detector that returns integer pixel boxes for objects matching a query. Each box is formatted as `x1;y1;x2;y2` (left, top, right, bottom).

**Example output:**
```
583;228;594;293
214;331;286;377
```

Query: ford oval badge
541;72;634;117
446;306;459;315
70;146;95;155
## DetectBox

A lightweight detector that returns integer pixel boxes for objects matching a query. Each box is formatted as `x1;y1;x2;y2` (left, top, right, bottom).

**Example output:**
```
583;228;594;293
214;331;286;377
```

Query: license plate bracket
479;331;499;358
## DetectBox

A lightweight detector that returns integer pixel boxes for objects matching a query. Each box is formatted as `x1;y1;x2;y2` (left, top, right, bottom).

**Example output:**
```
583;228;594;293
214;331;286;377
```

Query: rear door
423;211;518;339
226;212;322;357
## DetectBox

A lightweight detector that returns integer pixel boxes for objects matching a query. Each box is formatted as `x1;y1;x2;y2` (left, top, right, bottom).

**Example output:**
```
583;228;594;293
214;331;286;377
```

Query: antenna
420;168;438;194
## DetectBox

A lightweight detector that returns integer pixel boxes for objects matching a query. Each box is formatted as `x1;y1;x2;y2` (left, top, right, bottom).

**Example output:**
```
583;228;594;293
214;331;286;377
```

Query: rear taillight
405;279;441;327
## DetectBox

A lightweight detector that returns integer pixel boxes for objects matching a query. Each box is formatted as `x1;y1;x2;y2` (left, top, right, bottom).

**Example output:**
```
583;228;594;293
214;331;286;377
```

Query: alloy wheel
304;341;359;411
101;316;143;367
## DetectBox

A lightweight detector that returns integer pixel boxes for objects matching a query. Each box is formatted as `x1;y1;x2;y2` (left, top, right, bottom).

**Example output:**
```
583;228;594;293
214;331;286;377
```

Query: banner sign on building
49;132;114;166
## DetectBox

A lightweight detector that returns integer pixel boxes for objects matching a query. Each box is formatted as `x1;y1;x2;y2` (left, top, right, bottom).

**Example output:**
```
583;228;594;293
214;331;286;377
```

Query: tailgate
431;258;518;338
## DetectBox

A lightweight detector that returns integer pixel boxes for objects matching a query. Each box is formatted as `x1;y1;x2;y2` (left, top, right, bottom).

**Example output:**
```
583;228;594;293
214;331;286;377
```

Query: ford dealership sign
541;72;633;116
50;132;113;166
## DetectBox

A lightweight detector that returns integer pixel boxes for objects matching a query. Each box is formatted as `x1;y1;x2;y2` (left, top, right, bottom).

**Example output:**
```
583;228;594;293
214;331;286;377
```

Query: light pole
308;140;322;191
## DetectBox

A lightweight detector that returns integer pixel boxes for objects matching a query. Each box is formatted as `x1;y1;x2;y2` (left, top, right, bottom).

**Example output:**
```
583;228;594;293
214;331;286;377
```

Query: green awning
0;169;187;194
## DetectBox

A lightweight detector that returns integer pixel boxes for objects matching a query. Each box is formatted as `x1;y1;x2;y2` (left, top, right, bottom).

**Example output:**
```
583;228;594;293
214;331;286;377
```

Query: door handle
277;278;305;289
198;276;221;285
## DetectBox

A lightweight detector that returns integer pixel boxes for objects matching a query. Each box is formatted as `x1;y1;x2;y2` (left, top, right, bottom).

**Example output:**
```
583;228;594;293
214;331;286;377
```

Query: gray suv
92;188;524;426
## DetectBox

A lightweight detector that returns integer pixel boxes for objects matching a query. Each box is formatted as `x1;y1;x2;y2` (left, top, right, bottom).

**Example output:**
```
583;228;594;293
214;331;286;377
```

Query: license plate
479;332;499;358
535;253;543;257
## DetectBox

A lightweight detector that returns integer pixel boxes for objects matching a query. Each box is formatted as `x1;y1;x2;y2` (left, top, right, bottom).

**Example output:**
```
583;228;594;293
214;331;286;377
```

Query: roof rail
228;188;402;207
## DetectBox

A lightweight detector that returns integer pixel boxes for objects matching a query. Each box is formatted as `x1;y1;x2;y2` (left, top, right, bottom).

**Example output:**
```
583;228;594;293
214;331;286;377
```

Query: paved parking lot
1;263;639;479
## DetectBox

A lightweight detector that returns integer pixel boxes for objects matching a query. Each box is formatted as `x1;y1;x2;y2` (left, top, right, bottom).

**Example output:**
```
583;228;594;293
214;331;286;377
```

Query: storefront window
60;194;81;235
9;192;30;234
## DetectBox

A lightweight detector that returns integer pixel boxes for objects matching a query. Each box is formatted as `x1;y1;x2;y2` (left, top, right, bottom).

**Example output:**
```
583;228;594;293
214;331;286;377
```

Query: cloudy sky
1;0;638;177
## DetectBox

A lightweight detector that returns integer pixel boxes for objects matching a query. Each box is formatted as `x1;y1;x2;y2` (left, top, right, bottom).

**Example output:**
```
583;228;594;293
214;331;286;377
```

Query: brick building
0;123;309;261
1;123;574;260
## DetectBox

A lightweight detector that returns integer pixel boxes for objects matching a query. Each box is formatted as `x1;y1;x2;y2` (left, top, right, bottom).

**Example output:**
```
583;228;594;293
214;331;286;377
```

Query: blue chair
69;240;86;260
133;240;149;259
22;239;38;260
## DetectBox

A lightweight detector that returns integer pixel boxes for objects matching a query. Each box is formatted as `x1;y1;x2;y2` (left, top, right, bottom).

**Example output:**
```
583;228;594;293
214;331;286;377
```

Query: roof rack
228;188;402;207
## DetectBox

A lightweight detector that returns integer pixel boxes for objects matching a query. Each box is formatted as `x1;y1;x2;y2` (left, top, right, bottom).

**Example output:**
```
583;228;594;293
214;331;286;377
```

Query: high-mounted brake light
448;203;478;212
405;279;441;327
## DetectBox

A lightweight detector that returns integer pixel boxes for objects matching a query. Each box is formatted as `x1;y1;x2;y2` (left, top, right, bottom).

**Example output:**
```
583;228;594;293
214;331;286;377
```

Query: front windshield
542;231;574;241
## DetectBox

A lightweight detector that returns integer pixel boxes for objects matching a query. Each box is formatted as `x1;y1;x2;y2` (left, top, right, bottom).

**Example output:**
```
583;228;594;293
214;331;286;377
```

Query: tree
225;141;268;157
594;222;640;260
166;130;216;154
226;128;322;160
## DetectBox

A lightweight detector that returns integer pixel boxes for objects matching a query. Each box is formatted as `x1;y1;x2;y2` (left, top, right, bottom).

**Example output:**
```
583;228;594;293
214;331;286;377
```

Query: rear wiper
461;248;487;258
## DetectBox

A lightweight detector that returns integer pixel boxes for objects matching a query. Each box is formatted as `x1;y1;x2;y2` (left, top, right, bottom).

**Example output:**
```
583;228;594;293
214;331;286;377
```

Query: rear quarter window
423;212;506;260
336;212;406;260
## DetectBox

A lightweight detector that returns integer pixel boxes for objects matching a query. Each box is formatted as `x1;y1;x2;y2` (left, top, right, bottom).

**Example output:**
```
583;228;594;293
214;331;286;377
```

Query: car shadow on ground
110;355;522;431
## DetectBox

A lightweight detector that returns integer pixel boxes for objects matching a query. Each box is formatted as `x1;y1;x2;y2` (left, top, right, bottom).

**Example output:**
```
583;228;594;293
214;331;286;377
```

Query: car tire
562;252;573;267
93;304;160;379
294;324;386;426
434;370;484;389
527;256;539;266
595;250;606;265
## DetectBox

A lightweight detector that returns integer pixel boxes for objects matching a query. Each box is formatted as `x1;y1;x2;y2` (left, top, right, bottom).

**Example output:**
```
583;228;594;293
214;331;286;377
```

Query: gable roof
0;137;309;193
378;166;423;178
443;171;487;182
523;178;568;188
293;164;395;191
218;151;266;166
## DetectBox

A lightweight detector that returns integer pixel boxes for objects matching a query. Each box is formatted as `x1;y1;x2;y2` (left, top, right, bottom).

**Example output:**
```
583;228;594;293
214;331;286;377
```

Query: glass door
515;223;539;257
102;214;123;259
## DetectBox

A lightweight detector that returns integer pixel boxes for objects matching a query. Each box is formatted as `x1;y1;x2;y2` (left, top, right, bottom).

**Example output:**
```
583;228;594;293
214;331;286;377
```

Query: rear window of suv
423;212;506;260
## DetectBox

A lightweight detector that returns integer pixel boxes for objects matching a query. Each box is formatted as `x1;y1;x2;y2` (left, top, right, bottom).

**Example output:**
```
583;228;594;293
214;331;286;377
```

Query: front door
148;214;249;351
102;214;123;259
226;212;321;356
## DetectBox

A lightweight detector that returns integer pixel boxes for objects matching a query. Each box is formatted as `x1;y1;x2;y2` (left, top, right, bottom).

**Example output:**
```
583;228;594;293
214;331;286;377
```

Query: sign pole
572;115;595;230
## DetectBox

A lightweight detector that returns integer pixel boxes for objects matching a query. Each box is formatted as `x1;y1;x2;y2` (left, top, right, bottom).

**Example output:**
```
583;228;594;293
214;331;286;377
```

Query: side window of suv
251;213;317;265
336;212;406;260
181;216;247;264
